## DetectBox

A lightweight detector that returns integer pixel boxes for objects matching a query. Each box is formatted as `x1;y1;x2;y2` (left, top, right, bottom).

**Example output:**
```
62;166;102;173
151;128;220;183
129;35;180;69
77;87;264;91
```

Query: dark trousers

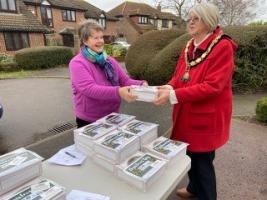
76;117;91;128
187;151;217;200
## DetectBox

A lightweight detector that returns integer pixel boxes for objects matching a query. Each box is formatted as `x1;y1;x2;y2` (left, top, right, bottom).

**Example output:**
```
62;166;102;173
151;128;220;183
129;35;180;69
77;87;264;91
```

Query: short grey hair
189;2;220;33
78;20;104;46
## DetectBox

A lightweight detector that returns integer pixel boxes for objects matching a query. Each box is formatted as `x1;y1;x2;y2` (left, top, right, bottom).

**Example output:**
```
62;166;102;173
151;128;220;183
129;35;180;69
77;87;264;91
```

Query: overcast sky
86;0;267;21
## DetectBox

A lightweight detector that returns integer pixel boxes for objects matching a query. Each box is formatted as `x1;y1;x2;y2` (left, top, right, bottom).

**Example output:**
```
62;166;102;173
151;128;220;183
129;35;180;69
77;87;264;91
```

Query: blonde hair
189;2;220;32
78;20;104;46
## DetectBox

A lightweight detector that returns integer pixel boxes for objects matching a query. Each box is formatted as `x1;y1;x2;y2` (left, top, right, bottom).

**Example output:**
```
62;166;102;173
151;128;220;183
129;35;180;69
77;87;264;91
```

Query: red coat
169;27;237;152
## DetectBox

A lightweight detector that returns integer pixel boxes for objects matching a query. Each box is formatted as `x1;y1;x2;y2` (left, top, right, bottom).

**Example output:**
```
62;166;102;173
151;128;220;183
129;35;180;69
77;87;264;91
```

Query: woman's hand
157;85;173;90
153;88;170;106
142;81;149;86
119;86;137;103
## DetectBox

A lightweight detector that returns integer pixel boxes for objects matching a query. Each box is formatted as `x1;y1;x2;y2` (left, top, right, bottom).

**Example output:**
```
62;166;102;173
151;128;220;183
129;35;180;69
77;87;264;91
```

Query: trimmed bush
104;44;113;55
15;46;74;70
112;45;127;58
256;97;267;123
147;33;191;85
126;29;186;80
224;26;267;93
0;54;18;72
0;62;19;72
127;25;267;91
104;44;127;61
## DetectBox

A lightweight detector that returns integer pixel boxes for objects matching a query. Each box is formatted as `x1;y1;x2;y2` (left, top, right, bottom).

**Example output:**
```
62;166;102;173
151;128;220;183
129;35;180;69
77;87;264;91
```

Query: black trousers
76;117;91;128
187;151;217;200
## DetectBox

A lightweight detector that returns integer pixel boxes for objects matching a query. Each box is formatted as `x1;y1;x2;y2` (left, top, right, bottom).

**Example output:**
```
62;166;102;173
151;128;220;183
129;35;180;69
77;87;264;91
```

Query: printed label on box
83;123;114;137
153;139;183;155
124;121;152;134
0;152;39;173
102;132;134;149
125;154;162;179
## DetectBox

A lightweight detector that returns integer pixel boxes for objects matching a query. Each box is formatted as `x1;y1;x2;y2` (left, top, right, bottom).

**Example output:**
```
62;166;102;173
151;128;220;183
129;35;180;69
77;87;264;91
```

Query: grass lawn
0;70;34;79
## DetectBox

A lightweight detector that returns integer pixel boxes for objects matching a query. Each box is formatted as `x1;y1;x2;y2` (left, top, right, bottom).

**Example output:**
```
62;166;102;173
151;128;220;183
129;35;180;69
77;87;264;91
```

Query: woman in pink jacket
69;21;145;128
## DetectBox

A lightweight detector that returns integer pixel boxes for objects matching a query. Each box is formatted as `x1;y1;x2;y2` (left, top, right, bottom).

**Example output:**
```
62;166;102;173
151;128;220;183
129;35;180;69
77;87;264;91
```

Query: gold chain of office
181;34;223;82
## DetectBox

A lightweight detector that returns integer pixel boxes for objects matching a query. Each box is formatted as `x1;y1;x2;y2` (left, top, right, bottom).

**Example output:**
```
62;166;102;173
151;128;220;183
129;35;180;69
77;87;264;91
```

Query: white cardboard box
0;148;43;196
143;137;188;165
97;112;135;127
74;122;117;149
94;130;140;164
119;120;158;146
130;86;158;102
1;178;66;200
117;152;167;192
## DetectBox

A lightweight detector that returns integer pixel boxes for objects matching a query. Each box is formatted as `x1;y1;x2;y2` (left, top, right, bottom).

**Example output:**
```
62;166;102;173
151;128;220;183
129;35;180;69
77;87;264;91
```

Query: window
0;0;16;12
138;16;148;24
4;32;30;51
40;5;53;27
62;10;76;22
98;14;106;28
162;19;169;28
99;18;106;28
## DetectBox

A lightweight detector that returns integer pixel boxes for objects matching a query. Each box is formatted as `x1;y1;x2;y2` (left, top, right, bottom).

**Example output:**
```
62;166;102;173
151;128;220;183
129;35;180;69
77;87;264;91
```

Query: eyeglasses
186;17;200;23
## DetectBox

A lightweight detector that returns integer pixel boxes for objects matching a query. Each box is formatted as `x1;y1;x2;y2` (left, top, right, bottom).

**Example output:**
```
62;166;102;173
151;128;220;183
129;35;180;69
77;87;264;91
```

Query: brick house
22;0;119;48
108;1;180;44
0;0;119;54
0;0;50;55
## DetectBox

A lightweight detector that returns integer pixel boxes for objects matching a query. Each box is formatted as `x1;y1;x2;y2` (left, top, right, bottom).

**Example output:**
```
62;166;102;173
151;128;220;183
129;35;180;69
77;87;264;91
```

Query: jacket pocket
188;103;216;134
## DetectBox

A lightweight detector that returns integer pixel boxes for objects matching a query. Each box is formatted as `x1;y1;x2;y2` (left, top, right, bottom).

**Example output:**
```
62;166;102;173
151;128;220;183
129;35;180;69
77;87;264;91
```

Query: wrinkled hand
119;86;137;103
157;85;173;90
153;88;170;106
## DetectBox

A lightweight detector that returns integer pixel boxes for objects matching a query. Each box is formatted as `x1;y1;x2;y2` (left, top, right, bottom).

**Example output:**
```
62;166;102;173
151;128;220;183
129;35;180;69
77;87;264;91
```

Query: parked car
0;103;3;119
111;41;131;49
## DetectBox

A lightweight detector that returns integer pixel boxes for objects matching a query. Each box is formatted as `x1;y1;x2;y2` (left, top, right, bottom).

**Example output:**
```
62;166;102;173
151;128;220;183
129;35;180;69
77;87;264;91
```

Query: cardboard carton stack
73;112;188;191
0;148;66;199
117;152;167;192
2;178;66;200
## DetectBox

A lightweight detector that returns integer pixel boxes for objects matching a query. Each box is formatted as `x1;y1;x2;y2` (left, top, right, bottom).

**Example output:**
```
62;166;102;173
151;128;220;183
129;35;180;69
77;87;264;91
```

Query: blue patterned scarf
81;46;119;86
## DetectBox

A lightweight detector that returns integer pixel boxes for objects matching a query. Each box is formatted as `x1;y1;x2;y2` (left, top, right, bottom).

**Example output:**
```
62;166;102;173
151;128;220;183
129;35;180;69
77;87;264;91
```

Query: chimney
157;3;161;11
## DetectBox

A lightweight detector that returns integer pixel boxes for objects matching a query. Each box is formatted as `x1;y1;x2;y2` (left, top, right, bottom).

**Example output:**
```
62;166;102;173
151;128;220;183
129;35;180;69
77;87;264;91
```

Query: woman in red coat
154;2;237;200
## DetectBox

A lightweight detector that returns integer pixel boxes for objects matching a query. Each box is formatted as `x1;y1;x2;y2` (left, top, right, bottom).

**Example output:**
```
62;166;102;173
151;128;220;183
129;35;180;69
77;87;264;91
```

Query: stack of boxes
74;112;188;191
0;148;66;199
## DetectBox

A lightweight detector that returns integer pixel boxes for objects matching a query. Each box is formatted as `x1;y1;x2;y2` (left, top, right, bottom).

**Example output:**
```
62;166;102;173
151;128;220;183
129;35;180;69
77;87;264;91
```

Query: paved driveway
0;78;74;151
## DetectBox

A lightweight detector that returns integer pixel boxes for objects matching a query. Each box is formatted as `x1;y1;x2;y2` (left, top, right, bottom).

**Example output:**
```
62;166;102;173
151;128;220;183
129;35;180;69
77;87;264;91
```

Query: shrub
104;44;113;55
147;33;191;85
15;46;74;70
256;97;267;123
112;45;127;58
0;54;18;72
0;62;19;72
105;44;127;61
126;29;186;80
224;26;267;93
127;25;267;91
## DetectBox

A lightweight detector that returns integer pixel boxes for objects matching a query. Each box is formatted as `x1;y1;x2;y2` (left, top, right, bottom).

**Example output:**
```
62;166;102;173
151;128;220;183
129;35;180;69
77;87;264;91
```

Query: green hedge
104;44;113;55
126;29;186;80
0;54;18;72
104;44;127;61
256;97;267;123
15;46;74;70
146;33;191;85
126;26;267;92
0;62;19;72
224;26;267;92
